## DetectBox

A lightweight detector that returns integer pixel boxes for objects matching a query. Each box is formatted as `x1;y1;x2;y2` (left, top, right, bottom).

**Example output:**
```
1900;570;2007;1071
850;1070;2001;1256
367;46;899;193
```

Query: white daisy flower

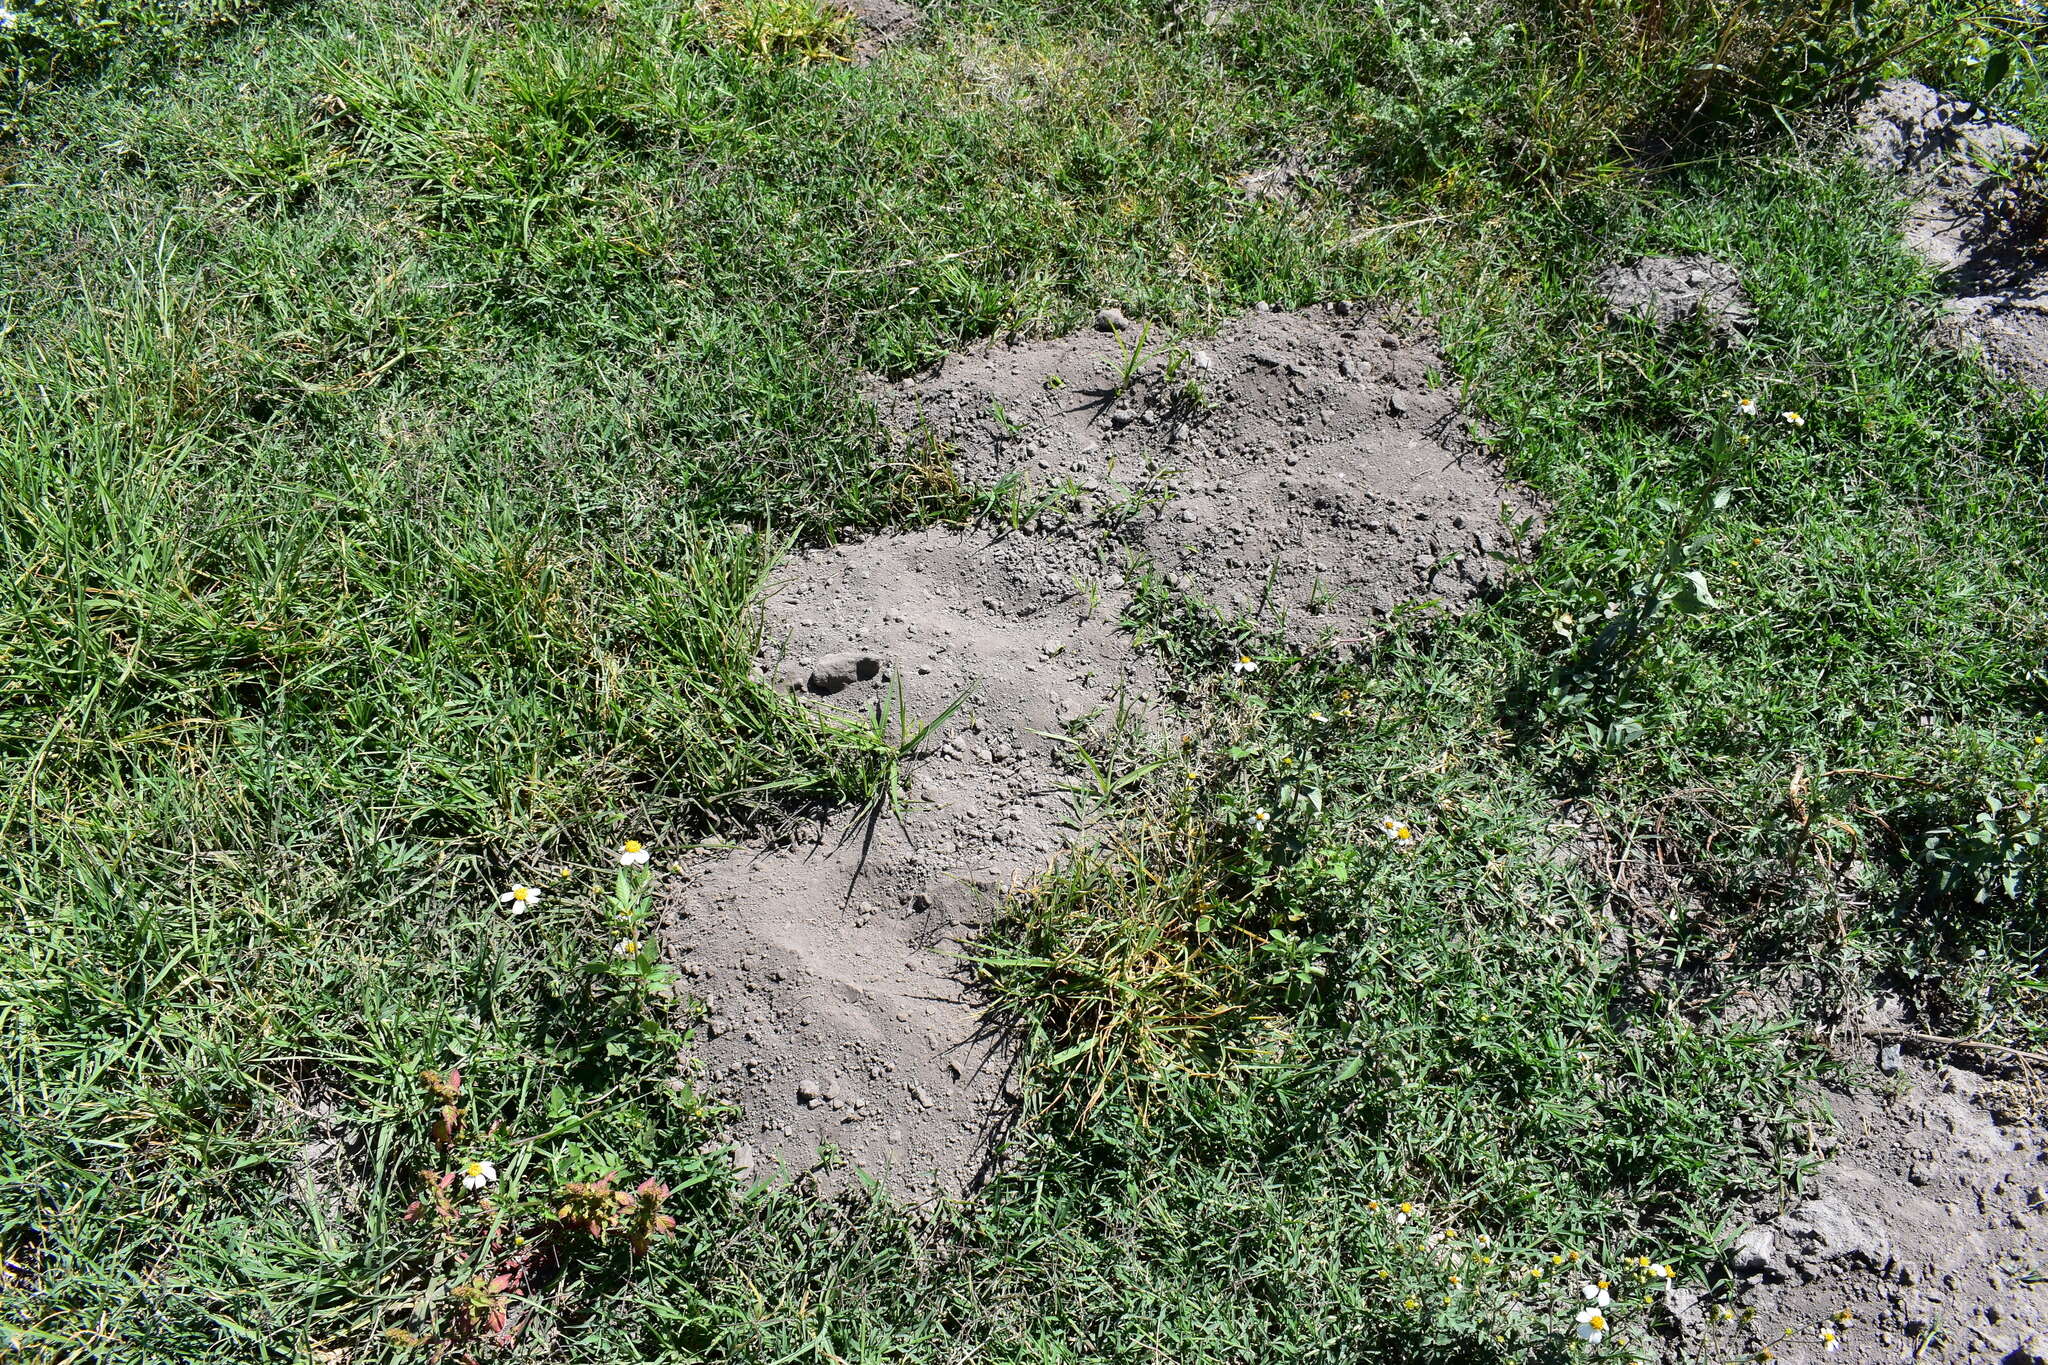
460;1159;497;1191
1647;1262;1674;1281
612;938;643;957
1575;1306;1608;1344
1581;1282;1612;1308
1781;411;1805;427
1819;1325;1839;1352
498;885;541;912
1229;654;1258;675
617;840;650;866
1377;816;1417;846
1252;809;1270;826
1737;397;1760;417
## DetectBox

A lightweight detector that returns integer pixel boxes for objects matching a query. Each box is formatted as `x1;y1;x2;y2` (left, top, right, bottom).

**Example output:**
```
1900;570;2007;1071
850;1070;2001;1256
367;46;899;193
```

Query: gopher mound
667;306;1540;1198
879;304;1543;646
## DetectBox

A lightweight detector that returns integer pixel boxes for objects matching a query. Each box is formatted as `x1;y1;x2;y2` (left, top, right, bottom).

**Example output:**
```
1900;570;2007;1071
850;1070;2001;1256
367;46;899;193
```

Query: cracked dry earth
659;305;1540;1197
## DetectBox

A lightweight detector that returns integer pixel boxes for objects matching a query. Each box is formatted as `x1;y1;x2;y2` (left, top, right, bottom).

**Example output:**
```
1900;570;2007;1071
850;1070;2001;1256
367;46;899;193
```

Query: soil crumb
668;306;1540;1199
1668;1053;2048;1364
1857;79;2048;390
1595;254;1755;343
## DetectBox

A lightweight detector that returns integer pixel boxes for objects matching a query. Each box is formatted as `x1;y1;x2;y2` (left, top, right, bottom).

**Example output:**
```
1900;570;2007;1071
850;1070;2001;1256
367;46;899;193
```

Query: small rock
1730;1226;1778;1278
808;652;883;696
1094;307;1131;333
1880;1042;1906;1073
1778;1195;1890;1271
1250;349;1285;368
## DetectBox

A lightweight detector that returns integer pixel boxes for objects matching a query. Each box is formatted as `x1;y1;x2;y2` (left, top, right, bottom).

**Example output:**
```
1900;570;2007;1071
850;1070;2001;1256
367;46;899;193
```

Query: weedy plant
1543;478;1732;752
696;0;854;61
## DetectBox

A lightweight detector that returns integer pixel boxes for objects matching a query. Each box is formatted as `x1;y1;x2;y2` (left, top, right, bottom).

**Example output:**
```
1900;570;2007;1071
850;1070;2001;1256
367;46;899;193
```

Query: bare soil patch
846;0;918;60
1669;1050;2048;1364
666;307;1540;1198
878;303;1542;646
665;525;1156;1197
1595;254;1756;344
1857;80;2048;391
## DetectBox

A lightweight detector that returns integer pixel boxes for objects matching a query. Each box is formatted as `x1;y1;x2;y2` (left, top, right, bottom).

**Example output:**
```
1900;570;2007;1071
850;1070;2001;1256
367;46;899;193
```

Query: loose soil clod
667;307;1540;1197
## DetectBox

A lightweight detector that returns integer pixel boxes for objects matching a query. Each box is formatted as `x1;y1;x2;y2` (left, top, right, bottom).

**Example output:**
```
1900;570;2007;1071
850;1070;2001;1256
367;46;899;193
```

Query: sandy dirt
1857;80;2048;391
1595;254;1756;343
665;525;1157;1197
664;307;1540;1198
1665;1047;2048;1364
877;303;1543;646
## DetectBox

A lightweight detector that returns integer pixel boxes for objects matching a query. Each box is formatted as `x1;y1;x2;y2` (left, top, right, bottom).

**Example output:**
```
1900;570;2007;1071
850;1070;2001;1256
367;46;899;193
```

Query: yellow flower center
1587;1313;1605;1330
465;1162;484;1176
623;841;641;853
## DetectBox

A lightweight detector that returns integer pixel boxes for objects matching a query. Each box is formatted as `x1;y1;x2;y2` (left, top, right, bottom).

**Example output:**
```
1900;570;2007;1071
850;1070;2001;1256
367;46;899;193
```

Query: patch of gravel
665;306;1541;1199
1666;1051;2048;1364
1594;254;1756;344
1857;79;2048;390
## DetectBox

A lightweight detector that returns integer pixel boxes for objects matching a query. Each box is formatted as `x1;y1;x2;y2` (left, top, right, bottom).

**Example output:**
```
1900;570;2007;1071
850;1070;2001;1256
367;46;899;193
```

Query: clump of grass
698;0;855;61
0;0;267;127
1212;0;1964;200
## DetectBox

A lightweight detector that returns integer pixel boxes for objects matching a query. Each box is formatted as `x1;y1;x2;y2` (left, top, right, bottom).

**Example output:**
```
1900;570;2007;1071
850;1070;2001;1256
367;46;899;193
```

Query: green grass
3;0;2046;1359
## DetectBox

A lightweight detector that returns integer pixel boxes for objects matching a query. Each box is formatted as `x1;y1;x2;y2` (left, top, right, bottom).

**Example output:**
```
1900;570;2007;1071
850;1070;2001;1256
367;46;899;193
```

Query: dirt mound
666;526;1157;1197
1857;80;2048;390
1669;1052;2048;1363
876;304;1542;646
846;0;918;59
668;307;1539;1198
1595;254;1755;343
